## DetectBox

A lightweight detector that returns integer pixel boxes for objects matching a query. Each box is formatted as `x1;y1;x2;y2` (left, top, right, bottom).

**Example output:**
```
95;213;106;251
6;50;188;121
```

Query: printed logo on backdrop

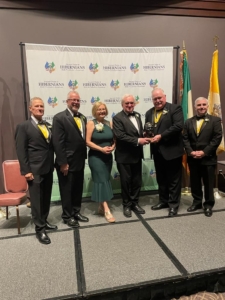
143;64;165;71
130;63;139;74
60;64;85;71
86;115;93;121
113;172;120;180
111;112;117;118
104;97;120;104
53;179;58;185
103;64;126;71
89;63;99;74
68;80;78;90
110;80;120;91
144;97;152;103
90;96;101;104
149;79;159;89
62;99;87;105
150;169;156;177
45;62;56;73
43;115;54;122
124;81;146;88
47;97;58;108
39;81;64;88
135;96;140;105
83;81;106;88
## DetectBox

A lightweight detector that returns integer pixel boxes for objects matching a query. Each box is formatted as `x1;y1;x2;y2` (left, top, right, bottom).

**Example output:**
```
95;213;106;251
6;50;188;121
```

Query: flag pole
211;36;222;199
181;41;191;195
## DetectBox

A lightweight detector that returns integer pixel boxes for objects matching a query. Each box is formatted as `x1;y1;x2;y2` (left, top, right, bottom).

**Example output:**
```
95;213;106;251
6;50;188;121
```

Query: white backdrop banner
25;44;173;200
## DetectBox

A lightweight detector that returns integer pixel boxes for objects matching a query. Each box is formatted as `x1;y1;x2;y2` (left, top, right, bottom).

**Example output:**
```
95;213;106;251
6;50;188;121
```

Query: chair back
2;160;28;193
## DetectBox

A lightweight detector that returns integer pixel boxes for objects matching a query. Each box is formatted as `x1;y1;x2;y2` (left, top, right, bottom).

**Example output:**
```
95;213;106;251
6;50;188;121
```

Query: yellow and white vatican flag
208;49;225;154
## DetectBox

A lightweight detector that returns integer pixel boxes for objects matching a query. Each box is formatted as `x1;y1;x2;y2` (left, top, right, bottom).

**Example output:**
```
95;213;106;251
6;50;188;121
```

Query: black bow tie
38;120;46;125
196;115;205;120
74;113;80;118
128;112;135;117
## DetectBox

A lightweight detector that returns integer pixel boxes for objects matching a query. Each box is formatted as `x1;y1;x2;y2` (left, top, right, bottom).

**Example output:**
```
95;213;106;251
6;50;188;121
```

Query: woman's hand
101;146;113;154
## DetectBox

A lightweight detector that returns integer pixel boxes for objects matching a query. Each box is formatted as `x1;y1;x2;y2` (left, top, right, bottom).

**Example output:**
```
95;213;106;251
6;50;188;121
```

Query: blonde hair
92;102;108;118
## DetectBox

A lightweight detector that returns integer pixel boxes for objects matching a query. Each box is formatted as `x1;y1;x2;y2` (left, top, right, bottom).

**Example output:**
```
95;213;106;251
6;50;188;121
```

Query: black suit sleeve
161;105;184;141
15;124;31;175
52;115;68;166
113;115;139;146
203;118;222;156
183;120;193;155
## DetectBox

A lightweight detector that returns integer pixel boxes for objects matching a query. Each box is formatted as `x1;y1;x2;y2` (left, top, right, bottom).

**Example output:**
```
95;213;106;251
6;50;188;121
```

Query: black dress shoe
64;218;80;228
204;208;213;217
168;208;177;217
36;231;51;245
131;204;145;214
151;203;169;210
45;222;58;231
75;213;89;222
187;204;202;212
123;206;132;218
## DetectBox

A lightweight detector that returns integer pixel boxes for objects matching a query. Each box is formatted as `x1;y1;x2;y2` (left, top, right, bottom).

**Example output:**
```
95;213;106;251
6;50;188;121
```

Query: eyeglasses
68;98;80;103
124;102;135;105
152;97;162;101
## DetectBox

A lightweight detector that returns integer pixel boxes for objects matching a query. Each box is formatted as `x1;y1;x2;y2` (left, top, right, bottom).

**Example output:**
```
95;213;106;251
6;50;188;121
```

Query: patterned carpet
175;292;225;299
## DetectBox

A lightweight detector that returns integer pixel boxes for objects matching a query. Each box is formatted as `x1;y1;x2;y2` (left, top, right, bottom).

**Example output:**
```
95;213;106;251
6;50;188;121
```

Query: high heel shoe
98;204;104;215
104;210;115;223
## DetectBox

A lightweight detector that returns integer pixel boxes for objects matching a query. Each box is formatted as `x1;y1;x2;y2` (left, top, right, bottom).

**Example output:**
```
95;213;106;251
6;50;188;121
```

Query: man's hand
138;138;150;145
194;151;205;159
190;151;205;159
150;134;162;143
60;164;69;176
25;173;34;181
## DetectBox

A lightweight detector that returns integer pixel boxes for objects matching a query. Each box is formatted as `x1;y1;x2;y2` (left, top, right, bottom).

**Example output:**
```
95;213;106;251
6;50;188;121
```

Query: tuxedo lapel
122;111;139;135
66;109;82;137
80;115;86;139
192;118;197;136
198;120;207;136
30;118;48;143
154;104;169;132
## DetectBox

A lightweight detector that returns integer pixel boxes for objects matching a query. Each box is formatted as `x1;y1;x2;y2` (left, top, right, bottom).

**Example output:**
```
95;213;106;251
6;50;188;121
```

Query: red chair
0;160;28;234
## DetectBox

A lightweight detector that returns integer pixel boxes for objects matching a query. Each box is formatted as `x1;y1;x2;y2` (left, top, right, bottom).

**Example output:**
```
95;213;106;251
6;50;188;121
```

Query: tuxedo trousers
28;171;53;232
117;160;142;207
188;161;215;208
153;152;182;209
57;168;84;220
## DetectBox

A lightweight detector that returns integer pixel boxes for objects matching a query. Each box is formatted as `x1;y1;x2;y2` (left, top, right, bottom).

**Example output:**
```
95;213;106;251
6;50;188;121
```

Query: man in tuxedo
183;97;222;217
52;91;89;228
113;94;149;217
145;88;184;217
15;97;57;244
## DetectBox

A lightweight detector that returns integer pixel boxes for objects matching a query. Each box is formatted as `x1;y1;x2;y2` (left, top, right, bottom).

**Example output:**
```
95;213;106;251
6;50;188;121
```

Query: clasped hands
139;134;162;145
101;146;114;154
190;151;205;159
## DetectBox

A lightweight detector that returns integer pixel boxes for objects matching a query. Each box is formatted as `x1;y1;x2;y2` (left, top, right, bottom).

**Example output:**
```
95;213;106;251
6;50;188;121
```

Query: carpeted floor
1;194;225;300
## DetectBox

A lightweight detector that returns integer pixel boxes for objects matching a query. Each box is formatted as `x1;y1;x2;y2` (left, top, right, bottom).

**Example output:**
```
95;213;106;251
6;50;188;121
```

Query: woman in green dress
86;102;115;223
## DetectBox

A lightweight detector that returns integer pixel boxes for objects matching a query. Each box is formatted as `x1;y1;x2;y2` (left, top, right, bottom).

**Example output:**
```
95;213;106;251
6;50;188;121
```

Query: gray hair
29;97;43;106
151;87;165;96
194;97;208;106
67;91;80;100
121;94;135;104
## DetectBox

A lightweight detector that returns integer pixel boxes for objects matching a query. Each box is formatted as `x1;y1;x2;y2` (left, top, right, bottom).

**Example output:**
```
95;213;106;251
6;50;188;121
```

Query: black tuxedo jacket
145;102;184;160
52;109;87;172
183;114;222;165
15;118;54;175
113;110;144;164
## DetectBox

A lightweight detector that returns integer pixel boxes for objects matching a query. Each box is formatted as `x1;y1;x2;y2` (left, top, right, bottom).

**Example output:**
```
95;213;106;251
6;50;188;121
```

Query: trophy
144;122;154;137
